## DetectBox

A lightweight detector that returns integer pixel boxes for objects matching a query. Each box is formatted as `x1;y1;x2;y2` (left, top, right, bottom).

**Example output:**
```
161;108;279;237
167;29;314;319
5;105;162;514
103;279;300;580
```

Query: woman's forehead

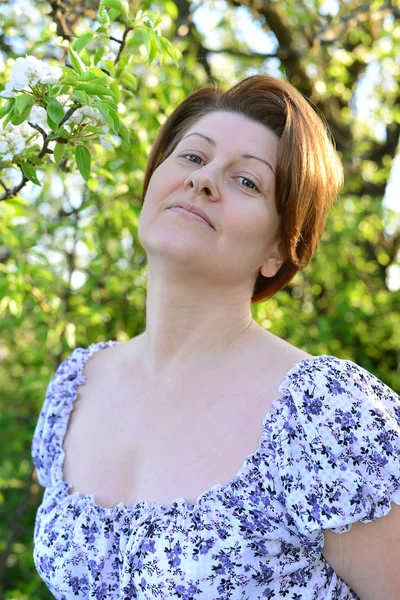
179;111;279;166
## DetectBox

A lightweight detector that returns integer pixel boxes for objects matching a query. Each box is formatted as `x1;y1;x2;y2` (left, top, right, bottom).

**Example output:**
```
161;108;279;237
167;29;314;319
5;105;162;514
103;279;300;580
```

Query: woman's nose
183;167;220;199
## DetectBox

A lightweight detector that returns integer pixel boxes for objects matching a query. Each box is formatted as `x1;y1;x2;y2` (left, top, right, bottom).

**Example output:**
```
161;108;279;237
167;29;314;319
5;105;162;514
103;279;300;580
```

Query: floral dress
31;340;400;599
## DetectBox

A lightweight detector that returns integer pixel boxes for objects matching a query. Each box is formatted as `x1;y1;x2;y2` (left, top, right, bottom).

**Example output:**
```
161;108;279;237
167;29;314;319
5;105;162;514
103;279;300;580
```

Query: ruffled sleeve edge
329;488;400;535
31;347;83;488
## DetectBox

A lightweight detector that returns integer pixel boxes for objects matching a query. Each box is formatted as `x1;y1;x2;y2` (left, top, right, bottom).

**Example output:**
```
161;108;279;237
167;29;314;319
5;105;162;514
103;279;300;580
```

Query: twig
115;25;133;64
27;122;53;158
58;102;81;128
0;172;28;202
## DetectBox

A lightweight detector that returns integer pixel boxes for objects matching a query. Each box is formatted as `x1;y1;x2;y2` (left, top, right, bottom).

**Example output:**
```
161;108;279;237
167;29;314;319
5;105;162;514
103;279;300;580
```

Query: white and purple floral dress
31;340;400;599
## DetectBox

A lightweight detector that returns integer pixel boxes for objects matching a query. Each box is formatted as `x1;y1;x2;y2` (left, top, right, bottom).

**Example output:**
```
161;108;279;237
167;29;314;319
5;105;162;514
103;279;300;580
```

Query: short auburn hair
140;74;344;303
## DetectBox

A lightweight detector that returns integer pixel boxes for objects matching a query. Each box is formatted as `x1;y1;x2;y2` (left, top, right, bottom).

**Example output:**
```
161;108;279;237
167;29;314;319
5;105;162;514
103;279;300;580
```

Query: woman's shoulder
251;327;398;409
277;351;399;438
287;351;398;406
272;351;400;537
31;340;121;488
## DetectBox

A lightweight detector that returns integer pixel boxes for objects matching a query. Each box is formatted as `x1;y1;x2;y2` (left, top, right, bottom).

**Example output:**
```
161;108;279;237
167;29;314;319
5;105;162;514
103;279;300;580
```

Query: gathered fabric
31;340;400;599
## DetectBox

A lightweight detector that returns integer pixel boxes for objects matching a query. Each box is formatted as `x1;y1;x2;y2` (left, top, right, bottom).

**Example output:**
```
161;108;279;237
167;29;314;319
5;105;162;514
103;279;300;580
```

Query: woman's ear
259;240;285;278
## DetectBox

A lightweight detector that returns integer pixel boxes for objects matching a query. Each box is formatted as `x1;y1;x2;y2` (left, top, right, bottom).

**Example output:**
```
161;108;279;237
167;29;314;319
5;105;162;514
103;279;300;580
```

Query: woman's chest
61;359;288;510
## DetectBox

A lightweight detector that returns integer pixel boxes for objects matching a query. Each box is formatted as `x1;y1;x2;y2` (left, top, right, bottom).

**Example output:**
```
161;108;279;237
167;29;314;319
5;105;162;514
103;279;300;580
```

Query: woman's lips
169;206;211;227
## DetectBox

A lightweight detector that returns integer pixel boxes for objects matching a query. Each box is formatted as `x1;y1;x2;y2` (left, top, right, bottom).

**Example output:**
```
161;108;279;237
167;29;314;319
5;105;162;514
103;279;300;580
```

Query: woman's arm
323;501;400;600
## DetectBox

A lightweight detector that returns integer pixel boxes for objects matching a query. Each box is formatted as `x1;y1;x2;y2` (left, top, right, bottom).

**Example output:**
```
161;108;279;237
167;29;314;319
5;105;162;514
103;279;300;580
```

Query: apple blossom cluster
0;106;113;161
65;106;112;149
0;121;32;161
0;106;49;162
0;55;114;162
0;55;63;99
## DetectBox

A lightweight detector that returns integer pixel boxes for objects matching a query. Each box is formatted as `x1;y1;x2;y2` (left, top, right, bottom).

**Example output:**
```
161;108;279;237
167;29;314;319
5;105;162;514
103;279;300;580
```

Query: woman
32;74;400;599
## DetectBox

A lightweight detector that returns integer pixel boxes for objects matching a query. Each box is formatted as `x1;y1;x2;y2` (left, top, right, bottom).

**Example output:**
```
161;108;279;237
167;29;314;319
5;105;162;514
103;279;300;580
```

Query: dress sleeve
31;347;84;488
275;355;400;537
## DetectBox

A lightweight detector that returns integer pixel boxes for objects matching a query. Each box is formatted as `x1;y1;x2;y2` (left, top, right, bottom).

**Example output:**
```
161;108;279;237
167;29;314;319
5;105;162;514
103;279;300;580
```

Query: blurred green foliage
0;0;399;596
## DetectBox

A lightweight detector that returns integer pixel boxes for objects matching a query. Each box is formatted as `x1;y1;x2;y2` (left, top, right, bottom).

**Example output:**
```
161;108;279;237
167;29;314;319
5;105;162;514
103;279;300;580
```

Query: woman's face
138;110;284;291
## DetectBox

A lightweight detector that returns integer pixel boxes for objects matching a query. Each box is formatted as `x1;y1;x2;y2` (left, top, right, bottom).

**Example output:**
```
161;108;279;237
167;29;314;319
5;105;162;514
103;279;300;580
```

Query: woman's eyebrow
181;132;275;174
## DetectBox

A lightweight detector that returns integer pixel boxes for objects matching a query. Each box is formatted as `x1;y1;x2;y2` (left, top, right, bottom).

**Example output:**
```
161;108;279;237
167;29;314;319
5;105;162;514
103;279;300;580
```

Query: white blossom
133;65;148;77
99;137;112;149
29;105;48;125
19;122;34;138
98;125;112;149
57;94;71;105
8;5;23;20
0;141;12;161
0;120;40;161
0;55;62;98
67;105;106;126
103;51;117;62
65;106;113;149
27;105;51;134
0;123;27;161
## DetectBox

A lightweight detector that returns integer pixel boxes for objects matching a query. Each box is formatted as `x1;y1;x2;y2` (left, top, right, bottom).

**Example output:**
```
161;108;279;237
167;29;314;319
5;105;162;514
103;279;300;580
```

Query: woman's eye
181;154;260;193
238;176;259;192
183;153;203;165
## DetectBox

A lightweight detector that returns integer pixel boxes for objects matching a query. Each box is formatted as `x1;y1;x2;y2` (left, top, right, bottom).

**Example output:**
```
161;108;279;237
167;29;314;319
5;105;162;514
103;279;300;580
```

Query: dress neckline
53;339;330;517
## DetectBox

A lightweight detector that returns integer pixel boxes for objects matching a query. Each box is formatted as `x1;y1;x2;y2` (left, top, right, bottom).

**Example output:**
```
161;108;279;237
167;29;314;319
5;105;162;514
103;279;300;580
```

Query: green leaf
53;143;66;165
115;54;132;70
104;108;120;134
97;167;115;182
109;81;120;103
68;46;86;75
95;99;118;112
72;31;94;53
2;110;13;128
10;107;32;126
45;98;64;124
108;8;122;22
60;66;80;81
97;5;110;27
100;0;130;17
159;36;181;66
119;71;137;90
144;10;163;27
75;145;91;181
60;77;80;86
117;120;130;143
93;47;106;65
14;93;34;117
59;85;71;95
164;1;178;19
75;83;117;98
141;30;152;57
89;67;111;79
21;163;41;186
103;59;115;76
80;48;91;66
71;90;90;104
80;71;108;85
55;127;70;140
46;113;59;132
149;35;159;64
92;101;119;134
86;125;109;134
93;100;109;119
0;98;15;119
